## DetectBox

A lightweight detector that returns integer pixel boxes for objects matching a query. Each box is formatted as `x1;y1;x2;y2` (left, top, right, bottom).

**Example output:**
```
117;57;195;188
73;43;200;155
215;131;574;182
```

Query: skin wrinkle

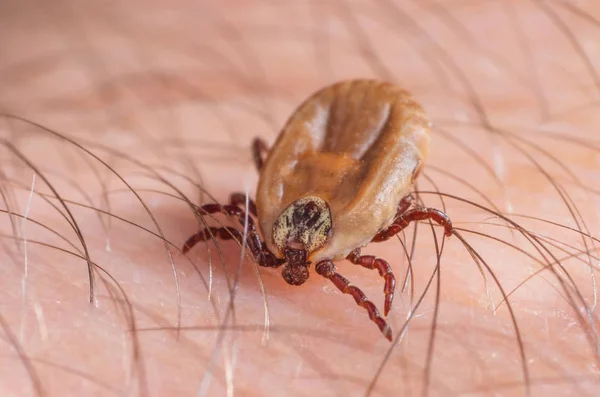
0;1;599;396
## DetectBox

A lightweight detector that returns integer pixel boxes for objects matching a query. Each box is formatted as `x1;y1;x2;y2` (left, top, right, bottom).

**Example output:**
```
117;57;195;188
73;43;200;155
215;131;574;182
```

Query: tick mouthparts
282;263;310;286
282;249;310;285
284;248;308;266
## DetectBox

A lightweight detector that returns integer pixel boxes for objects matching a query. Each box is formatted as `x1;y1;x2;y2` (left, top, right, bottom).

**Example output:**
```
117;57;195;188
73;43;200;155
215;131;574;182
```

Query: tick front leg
372;203;453;242
182;195;283;268
182;223;283;268
347;249;395;316
182;226;245;251
252;138;269;171
315;260;392;341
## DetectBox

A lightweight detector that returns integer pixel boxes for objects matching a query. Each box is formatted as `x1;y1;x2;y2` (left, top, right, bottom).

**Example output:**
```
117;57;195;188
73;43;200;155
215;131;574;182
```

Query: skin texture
1;1;600;396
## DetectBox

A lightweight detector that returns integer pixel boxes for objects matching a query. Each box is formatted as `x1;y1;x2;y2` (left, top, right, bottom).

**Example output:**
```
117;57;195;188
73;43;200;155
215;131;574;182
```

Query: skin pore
1;0;600;396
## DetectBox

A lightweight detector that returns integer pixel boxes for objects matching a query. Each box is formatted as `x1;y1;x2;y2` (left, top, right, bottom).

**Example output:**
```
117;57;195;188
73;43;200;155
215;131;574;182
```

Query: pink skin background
1;1;599;396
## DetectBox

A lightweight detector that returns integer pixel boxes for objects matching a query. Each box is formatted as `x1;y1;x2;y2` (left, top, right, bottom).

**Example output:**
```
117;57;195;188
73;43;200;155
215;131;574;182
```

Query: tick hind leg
182;193;283;268
372;195;453;242
252;138;269;171
347;249;395;316
315;260;393;341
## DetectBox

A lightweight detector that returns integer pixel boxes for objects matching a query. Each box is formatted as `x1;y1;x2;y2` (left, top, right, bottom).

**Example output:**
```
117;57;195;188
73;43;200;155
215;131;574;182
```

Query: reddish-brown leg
252;137;269;171
395;193;414;214
182;194;283;268
315;260;393;341
229;192;257;217
182;226;245;247
372;197;453;242
347;249;396;316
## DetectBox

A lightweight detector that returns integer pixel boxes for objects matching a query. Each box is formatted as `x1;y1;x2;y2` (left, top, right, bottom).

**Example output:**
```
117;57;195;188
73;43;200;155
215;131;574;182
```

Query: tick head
272;196;332;286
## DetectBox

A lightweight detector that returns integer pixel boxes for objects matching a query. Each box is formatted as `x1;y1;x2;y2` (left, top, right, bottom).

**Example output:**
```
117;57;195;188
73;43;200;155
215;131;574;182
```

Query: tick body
183;80;453;341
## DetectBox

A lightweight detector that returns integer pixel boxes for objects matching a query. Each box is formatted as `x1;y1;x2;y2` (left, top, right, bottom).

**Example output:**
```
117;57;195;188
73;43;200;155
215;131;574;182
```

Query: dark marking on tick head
272;196;332;256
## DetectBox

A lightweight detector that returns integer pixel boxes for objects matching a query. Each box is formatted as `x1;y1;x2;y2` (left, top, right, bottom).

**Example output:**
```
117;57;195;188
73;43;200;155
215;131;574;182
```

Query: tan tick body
257;80;431;262
183;79;452;341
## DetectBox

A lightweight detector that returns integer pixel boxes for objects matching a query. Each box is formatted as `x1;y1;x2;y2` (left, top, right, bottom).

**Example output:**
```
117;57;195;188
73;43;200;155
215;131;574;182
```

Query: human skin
0;1;599;396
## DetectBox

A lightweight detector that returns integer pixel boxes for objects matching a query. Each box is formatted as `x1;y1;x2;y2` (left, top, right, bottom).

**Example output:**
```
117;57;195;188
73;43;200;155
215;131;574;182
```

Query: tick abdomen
257;79;431;261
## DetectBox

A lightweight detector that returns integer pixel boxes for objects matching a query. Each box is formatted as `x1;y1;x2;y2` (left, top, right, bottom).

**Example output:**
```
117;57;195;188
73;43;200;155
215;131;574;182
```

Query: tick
182;79;453;341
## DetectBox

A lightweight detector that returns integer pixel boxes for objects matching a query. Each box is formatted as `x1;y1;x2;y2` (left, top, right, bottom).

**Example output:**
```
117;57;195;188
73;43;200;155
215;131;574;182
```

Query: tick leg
315;260;392;342
182;197;283;268
229;192;258;217
347;249;396;316
396;194;415;214
372;204;453;242
182;226;243;250
252;138;269;171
